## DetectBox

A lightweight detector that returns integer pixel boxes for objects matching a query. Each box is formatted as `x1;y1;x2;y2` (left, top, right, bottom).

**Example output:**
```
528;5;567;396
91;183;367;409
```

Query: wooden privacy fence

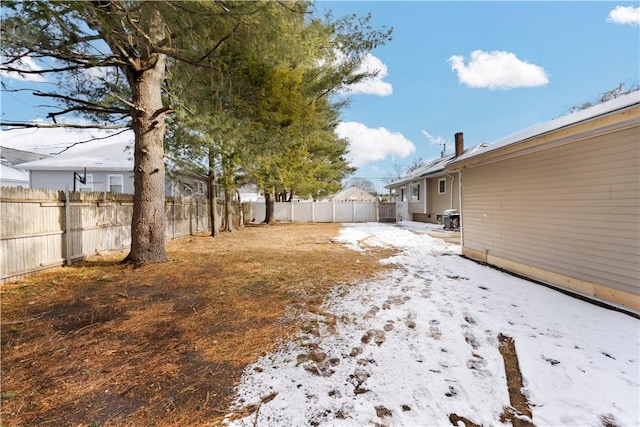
378;202;396;223
247;200;381;223
0;187;214;282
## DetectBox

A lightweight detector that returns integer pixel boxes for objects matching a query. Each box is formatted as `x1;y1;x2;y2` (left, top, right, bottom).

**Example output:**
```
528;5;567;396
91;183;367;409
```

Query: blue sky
2;2;639;193
319;1;640;191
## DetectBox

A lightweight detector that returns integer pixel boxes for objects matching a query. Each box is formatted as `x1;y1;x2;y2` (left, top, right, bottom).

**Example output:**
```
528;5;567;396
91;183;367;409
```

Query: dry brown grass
1;223;396;426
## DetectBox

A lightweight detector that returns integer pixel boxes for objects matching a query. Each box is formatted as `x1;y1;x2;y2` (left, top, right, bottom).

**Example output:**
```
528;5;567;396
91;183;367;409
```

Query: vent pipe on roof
455;132;464;157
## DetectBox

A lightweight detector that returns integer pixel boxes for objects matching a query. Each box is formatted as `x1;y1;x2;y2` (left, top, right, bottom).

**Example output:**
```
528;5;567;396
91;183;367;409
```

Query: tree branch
0;121;129;130
108;92;136;109
150;106;174;120
0;58;126;75
52;128;133;154
32;91;129;115
193;22;242;63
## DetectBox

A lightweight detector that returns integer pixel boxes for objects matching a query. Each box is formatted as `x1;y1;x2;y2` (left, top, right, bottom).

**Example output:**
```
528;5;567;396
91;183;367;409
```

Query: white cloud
336;121;415;167
608;5;640;25
421;130;446;147
0;56;47;83
342;54;393;97
448;50;549;90
82;66;115;80
421;130;454;155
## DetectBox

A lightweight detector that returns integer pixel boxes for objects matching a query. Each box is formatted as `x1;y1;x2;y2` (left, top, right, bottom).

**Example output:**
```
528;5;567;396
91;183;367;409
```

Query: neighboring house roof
1;127;134;156
2;131;209;196
0;163;29;185
16;138;134;171
386;154;455;188
0;146;51;187
334;186;376;201
1;146;50;165
448;90;640;169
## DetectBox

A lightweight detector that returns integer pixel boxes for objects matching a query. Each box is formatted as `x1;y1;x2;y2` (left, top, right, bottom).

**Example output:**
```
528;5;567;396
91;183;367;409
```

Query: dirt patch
498;333;535;427
1;223;395;426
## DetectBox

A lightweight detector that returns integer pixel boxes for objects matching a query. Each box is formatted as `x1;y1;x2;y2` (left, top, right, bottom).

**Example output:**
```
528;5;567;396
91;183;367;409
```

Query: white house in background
238;184;264;202
333;186;377;202
15;138;208;197
0;146;49;188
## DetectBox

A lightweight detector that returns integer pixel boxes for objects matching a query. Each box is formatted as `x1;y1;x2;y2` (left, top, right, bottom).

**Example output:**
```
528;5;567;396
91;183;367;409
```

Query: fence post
189;199;193;235
331;200;335;223
352;201;356;222
172;199;176;239
64;185;72;266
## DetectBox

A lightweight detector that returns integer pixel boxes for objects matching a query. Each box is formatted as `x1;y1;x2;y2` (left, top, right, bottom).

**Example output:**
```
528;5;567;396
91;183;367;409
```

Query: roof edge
447;92;640;170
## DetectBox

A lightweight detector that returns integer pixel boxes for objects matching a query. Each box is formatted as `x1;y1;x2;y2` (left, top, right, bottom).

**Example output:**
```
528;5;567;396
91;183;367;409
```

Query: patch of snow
226;222;639;426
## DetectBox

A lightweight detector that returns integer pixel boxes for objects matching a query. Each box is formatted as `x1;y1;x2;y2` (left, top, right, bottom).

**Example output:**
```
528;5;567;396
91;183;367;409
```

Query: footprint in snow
467;353;487;372
463;314;476;325
382;294;410;309
361;329;386;346
429;320;442;340
364;305;380;319
464;331;480;350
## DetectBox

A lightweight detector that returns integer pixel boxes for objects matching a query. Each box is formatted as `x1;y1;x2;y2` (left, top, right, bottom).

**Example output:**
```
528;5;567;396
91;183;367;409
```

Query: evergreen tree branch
32;91;129;115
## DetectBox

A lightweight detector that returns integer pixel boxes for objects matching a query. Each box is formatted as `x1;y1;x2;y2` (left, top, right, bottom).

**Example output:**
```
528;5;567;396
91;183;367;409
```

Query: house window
78;174;93;192
108;174;124;193
401;187;406;202
438;178;446;194
410;183;420;202
194;180;205;196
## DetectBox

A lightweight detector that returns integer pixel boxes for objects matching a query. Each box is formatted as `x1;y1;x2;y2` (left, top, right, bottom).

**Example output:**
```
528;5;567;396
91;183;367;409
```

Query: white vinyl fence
248;201;378;223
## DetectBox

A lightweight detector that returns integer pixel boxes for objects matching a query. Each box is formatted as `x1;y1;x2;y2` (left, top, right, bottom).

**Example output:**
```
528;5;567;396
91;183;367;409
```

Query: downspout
457;170;463;247
453;132;464;246
444;171;455;209
445;132;464;249
421;178;427;217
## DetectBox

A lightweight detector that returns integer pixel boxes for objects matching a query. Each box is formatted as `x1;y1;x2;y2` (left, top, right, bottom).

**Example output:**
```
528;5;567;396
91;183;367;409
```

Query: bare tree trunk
123;11;169;266
223;186;234;232
235;189;244;228
208;150;218;237
263;191;276;225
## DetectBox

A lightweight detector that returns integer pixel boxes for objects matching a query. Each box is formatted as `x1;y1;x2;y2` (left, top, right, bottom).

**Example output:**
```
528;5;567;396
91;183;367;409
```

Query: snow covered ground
226;221;639;426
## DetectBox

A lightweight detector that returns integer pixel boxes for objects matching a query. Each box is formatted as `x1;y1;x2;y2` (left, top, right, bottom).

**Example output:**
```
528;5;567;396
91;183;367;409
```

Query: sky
1;2;639;193
319;1;640;191
225;221;639;426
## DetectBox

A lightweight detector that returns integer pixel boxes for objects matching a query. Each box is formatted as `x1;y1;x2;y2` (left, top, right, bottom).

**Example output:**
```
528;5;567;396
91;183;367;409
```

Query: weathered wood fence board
0;187;214;282
378;202;396;223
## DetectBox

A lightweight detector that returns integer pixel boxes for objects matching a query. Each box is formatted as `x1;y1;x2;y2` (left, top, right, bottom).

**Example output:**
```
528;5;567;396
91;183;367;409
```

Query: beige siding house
446;91;640;311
